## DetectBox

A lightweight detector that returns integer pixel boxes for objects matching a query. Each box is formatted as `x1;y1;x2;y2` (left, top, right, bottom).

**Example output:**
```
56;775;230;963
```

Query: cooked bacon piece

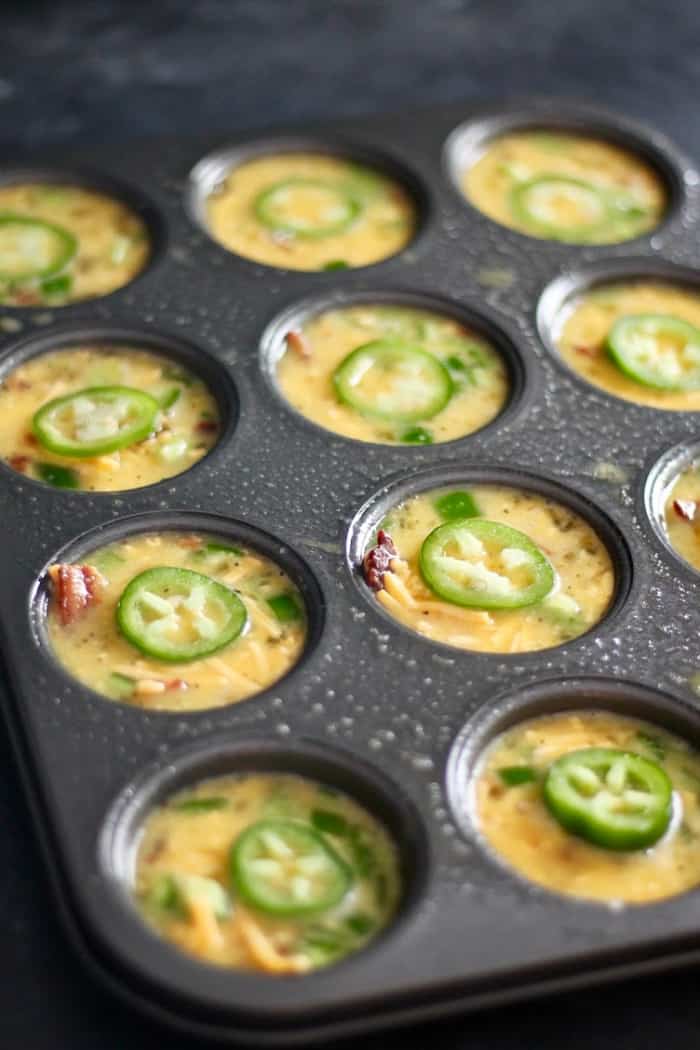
196;419;218;433
4;376;31;391
8;454;31;473
284;330;312;360
177;534;202;549
165;678;188;692
673;499;698;522
574;345;599;358
48;563;104;625
363;529;398;591
12;289;42;306
24;432;38;447
144;836;167;864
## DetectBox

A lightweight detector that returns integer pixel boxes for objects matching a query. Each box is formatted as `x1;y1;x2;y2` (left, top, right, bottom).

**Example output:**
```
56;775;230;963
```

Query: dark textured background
1;1;699;1047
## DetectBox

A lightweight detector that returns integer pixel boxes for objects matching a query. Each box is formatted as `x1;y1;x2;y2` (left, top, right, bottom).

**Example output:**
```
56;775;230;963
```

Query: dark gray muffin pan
2;100;700;1044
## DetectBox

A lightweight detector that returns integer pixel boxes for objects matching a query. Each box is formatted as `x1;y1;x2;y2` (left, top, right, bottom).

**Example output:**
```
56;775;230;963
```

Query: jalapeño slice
0;212;77;281
230;819;352;918
543;747;673;851
33;386;160;458
254;178;363;239
606;313;700;390
509;176;609;241
333;339;453;423
116;566;247;662
419;518;554;610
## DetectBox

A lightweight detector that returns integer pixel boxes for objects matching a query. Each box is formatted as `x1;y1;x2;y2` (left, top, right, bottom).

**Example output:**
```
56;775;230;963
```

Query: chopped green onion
311;809;349;837
162;367;194;387
90;549;126;574
149;873;230;920
348;826;377;877
267;593;303;622
498;766;537;786
203;541;244;556
345;913;375;936
36;463;80;489
160;387;181;410
173;796;228;813
400;426;433;445
41;274;72;297
158;437;189;463
444;343;491;385
110;235;133;265
301;925;350;962
434;490;480;521
107;672;135;698
147;874;186;918
322;260;349;271
191;542;245;563
636;731;666;762
536;593;587;639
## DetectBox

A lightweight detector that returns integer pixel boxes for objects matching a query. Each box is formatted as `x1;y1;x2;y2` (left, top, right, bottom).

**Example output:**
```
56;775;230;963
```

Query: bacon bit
165;678;188;692
574;345;599;358
24;432;38;447
196;420;218;433
144;836;167;864
12;289;42;306
5;376;31;391
363;529;398;591
48;563;104;626
284;330;312;360
8;454;30;473
673;499;698;522
177;534;203;549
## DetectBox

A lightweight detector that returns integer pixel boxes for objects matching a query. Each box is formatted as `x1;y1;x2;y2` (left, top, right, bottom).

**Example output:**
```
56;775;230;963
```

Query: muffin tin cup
641;437;700;581
187;135;432;277
537;256;700;409
27;509;326;714
448;675;700;896
94;736;430;1026
0;164;166;310
443;100;696;249
346;460;635;658
1;100;700;1042
259;287;533;449
0;323;240;496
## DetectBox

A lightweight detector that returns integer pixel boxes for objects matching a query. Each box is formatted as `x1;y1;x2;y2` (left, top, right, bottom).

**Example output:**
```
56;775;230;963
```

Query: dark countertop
1;1;699;1047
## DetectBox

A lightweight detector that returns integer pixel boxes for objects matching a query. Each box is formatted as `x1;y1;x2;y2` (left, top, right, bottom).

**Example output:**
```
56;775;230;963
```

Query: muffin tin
3;99;700;1043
